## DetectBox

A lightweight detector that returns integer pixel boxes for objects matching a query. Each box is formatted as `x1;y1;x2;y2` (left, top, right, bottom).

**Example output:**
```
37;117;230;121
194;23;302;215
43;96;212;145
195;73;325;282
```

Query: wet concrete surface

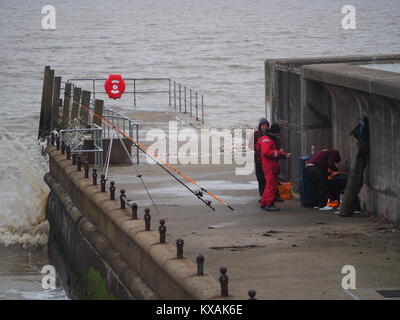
104;161;400;300
94;108;400;300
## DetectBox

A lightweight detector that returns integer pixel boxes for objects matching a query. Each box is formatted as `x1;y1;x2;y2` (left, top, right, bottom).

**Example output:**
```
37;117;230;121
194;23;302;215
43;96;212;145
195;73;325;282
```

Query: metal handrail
66;77;205;124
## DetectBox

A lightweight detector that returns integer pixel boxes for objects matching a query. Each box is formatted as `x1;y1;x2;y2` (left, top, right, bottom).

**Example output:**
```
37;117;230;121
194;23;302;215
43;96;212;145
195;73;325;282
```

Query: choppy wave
0;128;49;248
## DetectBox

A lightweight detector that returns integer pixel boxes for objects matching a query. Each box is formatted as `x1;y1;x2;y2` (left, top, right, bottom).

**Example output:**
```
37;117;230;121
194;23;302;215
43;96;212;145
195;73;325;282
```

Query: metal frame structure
59;125;104;170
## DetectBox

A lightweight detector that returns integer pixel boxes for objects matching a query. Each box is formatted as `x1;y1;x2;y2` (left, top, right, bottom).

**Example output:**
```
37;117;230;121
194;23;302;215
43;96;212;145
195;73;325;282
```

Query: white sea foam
0;128;50;248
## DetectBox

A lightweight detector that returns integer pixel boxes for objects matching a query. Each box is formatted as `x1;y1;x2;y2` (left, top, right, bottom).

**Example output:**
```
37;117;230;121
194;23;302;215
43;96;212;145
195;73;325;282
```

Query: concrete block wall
45;146;222;299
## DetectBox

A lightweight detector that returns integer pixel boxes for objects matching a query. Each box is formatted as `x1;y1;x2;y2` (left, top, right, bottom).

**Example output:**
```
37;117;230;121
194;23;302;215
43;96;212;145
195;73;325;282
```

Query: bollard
100;174;106;192
56;136;60;150
72;153;77;165
66;145;71;160
51;132;55;145
76;156;82;172
92;168;97;185
109;181;116;200
131;202;138;219
120;189;126;209
196;254;205;276
144;208;151;231
248;290;257;300
219;267;229;297
159;219;166;243
61;141;65;154
84;161;89;178
176;238;184;259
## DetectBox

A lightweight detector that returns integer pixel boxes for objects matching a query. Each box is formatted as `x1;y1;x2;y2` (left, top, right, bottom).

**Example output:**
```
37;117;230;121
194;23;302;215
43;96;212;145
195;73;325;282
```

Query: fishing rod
65;97;234;210
112;124;214;212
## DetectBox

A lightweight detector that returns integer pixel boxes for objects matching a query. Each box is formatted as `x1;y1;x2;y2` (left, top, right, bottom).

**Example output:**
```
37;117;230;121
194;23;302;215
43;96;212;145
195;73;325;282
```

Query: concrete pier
45;108;400;300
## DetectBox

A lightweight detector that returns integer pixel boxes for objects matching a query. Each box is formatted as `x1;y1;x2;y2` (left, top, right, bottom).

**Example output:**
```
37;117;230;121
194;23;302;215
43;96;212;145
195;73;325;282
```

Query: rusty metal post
72;153;77;165
120;189;126;209
219;267;229;297
61;141;65;154
92;169;97;185
144;208;151;231
100;174;106;192
84;161;89;178
131;202;138;219
248;290;257;300
176;238;184;259
159;219;166;243
196;254;205;276
66;145;71;160
76;156;82;171
109;181;116;200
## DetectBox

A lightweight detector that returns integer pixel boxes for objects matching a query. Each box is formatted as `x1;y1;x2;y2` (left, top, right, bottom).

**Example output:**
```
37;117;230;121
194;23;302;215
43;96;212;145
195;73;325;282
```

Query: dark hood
258;118;270;131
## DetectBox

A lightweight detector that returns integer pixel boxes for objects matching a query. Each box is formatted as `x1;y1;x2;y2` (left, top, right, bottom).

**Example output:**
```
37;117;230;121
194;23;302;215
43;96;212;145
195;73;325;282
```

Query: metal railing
101;103;140;165
67;78;205;124
59;125;104;170
61;81;140;165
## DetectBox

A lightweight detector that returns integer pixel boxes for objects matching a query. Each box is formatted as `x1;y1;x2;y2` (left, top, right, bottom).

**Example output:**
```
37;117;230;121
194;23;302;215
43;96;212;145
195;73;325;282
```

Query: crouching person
257;124;291;211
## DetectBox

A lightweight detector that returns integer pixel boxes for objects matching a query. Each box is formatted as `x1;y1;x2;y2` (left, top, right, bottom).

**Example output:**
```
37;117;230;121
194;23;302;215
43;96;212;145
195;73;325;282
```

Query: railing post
136;124;139;165
133;79;136;107
190;89;192;117
92;79;96;101
168;79;171;106
196;92;198;121
184;86;187;113
179;84;181;112
201;95;204;124
174;81;176;109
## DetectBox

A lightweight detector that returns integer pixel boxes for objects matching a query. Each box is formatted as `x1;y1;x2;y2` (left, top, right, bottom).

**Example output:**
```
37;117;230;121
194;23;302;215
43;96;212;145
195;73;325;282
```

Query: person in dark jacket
252;118;270;196
307;149;341;210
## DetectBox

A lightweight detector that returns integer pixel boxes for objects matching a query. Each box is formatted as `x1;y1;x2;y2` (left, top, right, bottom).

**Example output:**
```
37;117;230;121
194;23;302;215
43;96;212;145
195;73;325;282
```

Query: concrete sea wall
45;146;221;300
302;63;400;223
265;54;400;223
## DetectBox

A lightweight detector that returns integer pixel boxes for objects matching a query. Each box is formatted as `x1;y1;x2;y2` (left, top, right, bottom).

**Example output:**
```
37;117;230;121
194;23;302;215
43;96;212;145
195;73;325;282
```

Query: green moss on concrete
86;267;116;300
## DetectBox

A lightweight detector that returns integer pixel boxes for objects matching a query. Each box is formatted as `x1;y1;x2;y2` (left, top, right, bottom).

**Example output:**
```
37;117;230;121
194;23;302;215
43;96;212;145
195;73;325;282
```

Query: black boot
264;205;280;212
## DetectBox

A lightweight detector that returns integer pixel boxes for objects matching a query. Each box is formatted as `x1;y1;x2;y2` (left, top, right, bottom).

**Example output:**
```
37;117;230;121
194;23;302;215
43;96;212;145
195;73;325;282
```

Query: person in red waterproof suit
256;124;291;211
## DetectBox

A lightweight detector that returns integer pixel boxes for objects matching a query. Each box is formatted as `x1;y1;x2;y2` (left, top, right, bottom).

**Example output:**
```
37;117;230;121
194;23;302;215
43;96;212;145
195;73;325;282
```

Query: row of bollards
57;140;257;300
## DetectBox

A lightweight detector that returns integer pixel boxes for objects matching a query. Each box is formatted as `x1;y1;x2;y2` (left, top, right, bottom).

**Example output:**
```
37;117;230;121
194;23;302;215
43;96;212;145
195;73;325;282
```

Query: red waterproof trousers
256;136;285;207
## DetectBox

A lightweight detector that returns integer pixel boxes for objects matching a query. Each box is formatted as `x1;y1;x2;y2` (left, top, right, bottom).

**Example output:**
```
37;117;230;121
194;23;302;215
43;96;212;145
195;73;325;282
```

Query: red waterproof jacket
256;136;287;174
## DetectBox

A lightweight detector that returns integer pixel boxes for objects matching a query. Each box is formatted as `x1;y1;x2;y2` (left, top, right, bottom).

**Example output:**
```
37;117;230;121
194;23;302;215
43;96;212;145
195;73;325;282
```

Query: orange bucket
279;182;293;200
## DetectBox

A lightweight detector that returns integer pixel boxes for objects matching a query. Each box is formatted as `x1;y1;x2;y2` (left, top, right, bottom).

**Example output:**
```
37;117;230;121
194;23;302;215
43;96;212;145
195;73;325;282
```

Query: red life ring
104;74;126;99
